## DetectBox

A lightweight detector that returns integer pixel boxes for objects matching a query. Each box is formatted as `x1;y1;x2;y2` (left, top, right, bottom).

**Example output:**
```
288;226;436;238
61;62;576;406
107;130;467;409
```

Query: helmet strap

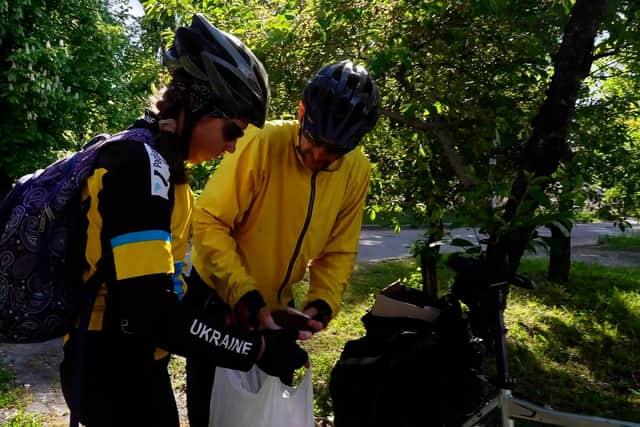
179;78;203;159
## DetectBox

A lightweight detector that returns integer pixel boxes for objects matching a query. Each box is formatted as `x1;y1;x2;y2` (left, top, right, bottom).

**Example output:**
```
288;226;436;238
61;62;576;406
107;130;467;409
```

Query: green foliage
311;1;583;245
0;0;157;179
3;0;640;422
0;412;43;427
188;159;220;196
571;76;640;220
0;363;44;426
3;0;640;225
139;0;640;230
0;363;17;407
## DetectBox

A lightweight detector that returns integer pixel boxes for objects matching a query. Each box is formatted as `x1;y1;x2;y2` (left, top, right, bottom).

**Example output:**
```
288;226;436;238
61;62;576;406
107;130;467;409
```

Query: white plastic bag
209;365;314;427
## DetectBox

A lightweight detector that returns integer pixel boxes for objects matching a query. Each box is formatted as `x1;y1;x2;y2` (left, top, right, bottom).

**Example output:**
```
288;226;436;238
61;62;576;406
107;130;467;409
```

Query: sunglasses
206;111;245;142
302;129;352;156
222;119;244;142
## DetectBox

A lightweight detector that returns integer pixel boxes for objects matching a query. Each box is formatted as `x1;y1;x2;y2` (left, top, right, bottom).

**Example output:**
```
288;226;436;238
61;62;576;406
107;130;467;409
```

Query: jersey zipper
277;171;317;304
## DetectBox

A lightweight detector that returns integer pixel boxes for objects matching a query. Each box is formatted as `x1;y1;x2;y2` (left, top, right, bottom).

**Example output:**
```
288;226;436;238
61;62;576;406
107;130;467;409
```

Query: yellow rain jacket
191;120;370;316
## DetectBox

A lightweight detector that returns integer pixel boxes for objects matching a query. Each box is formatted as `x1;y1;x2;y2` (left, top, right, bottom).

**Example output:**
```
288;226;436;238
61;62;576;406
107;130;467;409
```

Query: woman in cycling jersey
59;14;307;427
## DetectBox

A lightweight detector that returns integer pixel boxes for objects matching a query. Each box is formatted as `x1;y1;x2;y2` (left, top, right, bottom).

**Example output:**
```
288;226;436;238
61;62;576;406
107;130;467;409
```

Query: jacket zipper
277;171;317;304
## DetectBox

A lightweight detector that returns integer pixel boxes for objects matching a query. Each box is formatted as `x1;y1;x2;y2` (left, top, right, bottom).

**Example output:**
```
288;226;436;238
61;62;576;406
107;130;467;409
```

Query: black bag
329;289;485;427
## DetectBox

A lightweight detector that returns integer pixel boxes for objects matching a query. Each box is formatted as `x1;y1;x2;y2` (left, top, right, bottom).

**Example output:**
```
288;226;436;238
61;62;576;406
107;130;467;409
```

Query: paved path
357;221;638;263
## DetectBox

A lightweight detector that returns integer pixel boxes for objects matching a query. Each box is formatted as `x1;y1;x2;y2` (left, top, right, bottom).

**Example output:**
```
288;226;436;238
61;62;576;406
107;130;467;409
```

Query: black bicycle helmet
302;60;380;151
163;13;270;128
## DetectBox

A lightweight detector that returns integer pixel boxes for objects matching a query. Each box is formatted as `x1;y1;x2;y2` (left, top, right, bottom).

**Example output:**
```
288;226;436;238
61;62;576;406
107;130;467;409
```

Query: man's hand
271;307;314;340
303;299;333;333
256;306;313;340
256;306;280;329
235;292;311;339
302;306;328;333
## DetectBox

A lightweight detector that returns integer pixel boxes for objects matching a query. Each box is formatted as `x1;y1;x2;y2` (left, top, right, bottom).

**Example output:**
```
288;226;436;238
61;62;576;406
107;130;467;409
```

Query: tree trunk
419;222;444;301
420;248;439;300
548;224;572;282
485;0;607;281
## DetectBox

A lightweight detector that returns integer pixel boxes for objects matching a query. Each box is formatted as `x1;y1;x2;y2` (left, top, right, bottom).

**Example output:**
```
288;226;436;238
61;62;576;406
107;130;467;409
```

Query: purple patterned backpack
0;128;153;343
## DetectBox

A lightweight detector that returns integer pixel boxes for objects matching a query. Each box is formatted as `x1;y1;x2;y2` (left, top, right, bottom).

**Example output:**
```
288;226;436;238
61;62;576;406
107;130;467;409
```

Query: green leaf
528;186;551;208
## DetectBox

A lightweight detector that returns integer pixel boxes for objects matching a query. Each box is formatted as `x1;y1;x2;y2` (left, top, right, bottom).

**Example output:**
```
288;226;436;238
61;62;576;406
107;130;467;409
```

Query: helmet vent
162;14;270;128
302;60;380;150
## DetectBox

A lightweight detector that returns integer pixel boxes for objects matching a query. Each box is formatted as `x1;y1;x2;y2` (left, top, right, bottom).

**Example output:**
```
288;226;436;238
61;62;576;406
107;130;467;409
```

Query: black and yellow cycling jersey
80;139;184;331
71;136;261;368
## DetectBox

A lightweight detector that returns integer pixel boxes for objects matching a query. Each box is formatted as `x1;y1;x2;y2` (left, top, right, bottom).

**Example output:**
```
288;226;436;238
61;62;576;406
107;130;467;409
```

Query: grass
303;256;640;422
0;412;43;427
0;363;44;426
0;365;18;409
507;259;640;421
1;255;638;424
598;231;640;252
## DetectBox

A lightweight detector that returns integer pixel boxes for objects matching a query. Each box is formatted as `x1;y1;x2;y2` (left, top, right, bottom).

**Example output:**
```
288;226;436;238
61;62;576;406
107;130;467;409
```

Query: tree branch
382;108;476;190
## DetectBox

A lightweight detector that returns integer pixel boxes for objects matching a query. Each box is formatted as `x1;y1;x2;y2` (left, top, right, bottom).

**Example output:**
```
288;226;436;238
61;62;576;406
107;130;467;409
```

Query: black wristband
304;299;332;326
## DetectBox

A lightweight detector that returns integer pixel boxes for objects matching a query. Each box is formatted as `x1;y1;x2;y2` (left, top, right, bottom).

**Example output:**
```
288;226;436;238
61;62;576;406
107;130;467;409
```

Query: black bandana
167;73;228;155
169;78;226;117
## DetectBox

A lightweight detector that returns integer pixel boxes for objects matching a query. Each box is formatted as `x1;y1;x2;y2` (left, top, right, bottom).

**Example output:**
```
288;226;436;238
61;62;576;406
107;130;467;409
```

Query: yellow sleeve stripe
111;231;173;280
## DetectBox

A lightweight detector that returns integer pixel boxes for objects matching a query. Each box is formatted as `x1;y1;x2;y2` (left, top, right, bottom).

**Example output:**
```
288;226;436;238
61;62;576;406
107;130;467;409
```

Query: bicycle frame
458;281;640;427
462;388;640;427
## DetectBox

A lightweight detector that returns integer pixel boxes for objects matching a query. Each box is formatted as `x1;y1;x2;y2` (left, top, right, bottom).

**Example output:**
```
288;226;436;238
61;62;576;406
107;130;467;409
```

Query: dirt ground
0;338;69;426
1;245;639;426
0;339;189;427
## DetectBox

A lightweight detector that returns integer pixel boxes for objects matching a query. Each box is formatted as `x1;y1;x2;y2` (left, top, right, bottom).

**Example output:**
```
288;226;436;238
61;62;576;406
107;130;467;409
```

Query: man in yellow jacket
184;60;381;426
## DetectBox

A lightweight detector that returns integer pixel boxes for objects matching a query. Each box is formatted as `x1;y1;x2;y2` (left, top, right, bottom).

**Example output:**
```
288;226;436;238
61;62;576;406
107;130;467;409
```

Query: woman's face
187;116;248;163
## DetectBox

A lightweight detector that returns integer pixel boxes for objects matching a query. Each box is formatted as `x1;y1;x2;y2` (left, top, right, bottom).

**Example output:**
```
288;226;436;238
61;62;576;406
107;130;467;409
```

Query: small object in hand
272;307;312;331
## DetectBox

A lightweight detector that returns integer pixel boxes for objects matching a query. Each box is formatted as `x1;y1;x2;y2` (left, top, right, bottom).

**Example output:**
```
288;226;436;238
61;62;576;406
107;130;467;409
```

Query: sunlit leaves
0;0;156;179
6;0;636;228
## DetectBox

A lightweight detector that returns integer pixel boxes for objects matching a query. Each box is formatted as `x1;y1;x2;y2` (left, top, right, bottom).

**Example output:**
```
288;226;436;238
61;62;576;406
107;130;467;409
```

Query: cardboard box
370;280;441;322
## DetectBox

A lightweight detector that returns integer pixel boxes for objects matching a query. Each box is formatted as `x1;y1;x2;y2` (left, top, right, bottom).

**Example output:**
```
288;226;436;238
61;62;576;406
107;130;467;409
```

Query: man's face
298;129;350;172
